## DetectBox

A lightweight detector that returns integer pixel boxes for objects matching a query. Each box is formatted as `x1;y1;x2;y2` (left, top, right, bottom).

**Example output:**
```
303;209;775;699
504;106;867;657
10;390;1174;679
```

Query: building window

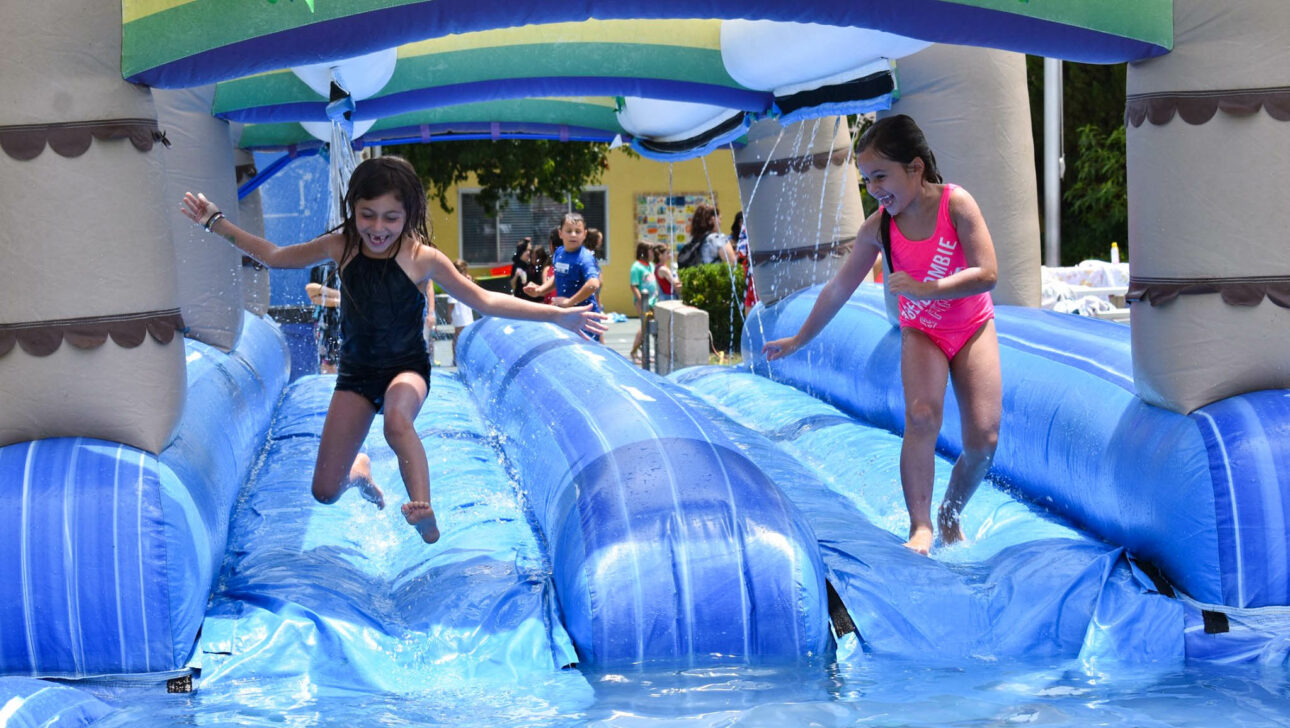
459;188;609;265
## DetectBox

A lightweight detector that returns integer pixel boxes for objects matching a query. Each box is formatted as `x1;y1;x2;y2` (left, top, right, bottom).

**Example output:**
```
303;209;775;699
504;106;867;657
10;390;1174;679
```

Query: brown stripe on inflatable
750;237;855;265
0;119;167;161
0;309;185;357
1126;276;1290;308
1126;87;1290;127
735;146;852;178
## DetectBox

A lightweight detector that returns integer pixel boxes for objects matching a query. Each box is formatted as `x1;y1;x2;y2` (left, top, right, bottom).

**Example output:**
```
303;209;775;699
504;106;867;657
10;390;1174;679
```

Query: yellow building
427;147;742;314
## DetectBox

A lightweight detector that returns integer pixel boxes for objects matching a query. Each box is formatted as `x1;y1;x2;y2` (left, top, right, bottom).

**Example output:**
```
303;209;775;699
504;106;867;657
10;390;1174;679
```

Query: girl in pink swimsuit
887;183;994;361
763;114;1001;556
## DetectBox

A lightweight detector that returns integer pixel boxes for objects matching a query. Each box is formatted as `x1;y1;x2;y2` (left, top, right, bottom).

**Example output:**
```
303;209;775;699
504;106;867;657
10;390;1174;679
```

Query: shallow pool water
77;656;1290;727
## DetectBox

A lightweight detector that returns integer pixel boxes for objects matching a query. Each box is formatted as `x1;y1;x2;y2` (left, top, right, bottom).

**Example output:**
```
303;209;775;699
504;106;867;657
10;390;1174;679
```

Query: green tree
385;139;615;216
1064;124;1128;264
1025;58;1128;265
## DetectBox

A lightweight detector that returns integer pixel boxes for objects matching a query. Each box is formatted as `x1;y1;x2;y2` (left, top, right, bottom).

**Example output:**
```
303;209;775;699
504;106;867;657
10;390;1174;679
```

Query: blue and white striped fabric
457;319;831;667
0;313;289;678
743;284;1290;610
0;439;172;676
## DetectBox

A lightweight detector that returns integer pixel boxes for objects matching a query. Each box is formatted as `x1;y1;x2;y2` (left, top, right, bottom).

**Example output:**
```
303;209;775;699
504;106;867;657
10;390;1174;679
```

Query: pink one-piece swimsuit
886;184;994;361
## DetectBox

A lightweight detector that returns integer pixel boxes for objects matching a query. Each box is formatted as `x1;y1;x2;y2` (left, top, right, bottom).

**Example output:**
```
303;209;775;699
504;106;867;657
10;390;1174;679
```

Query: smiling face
857;147;924;217
354;192;407;256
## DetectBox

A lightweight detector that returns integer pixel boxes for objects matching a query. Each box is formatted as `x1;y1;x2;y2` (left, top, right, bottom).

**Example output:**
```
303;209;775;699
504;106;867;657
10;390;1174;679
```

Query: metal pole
1043;58;1063;267
643;312;655;371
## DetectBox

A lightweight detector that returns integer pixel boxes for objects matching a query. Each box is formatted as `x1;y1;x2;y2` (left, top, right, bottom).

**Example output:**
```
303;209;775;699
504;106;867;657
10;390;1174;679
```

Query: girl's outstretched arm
422;245;608;338
763;214;883;361
181;191;336;268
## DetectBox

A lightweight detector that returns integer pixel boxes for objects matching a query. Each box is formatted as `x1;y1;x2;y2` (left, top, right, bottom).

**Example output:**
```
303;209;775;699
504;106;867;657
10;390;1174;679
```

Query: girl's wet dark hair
337;155;431;266
856;114;943;184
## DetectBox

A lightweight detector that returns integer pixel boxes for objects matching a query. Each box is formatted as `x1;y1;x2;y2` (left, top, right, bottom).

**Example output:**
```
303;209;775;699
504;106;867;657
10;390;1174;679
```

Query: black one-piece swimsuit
334;251;431;412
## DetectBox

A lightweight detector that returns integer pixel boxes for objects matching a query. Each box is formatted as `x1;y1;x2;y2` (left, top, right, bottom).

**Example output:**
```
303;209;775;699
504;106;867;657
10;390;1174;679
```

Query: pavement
430;315;644;372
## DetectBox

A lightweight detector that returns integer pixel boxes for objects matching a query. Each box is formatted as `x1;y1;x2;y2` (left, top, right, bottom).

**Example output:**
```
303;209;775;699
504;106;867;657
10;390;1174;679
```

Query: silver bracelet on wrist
203;211;225;233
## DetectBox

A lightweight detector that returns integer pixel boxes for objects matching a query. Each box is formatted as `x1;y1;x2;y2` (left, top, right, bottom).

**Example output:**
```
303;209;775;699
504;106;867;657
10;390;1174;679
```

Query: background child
182;156;606;544
523;213;602;340
677;203;736;269
584;227;605;260
510;237;544;302
731;211;758;313
628;241;660;365
305;263;342;373
446;258;475;366
530;244;553;305
762;114;1001;555
654;244;681;301
421;280;438;362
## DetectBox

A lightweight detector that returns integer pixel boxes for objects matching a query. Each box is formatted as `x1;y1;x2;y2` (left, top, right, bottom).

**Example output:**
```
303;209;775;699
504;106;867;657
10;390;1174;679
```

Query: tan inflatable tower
0;1;185;453
734;116;864;305
234;145;272;317
155;86;244;351
1125;0;1290;413
883;45;1042;308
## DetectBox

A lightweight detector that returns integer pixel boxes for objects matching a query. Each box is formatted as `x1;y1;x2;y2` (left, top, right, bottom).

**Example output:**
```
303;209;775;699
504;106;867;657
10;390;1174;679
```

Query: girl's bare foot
903;524;934;555
938;504;966;545
401;501;440;543
349;453;384;510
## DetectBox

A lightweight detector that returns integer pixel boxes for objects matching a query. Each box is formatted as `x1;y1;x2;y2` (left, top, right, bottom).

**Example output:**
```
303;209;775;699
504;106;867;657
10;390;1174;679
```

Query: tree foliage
1064;124;1128;264
1025;58;1129;265
385;139;615;216
678;262;745;354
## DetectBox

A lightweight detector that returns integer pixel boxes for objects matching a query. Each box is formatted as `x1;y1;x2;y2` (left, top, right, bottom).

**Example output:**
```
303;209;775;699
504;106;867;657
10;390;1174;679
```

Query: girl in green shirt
629;240;660;365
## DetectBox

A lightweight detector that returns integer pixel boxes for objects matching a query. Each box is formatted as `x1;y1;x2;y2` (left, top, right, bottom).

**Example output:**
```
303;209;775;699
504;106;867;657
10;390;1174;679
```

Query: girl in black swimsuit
182;156;607;544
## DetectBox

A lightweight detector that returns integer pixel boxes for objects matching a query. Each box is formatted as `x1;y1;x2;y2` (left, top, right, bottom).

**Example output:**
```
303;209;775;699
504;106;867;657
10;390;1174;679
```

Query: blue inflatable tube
457;319;830;667
0;313;289;678
743;284;1290;609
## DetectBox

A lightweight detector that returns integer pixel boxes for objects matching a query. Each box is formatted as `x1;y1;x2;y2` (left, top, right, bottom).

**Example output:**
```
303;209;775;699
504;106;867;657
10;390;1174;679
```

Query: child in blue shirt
525;212;602;340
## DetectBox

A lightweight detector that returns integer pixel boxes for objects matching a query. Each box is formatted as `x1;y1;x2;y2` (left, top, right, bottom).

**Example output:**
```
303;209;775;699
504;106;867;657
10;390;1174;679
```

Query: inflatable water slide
3;1;1290;722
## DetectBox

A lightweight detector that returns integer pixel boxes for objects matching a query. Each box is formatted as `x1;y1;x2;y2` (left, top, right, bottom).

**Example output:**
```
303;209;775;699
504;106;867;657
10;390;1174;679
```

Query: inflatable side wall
155;85;245;352
0;313;288;677
735;117;863;305
233;144;272;317
0;0;185;455
1125;0;1290;413
457;318;830;667
743;285;1290;609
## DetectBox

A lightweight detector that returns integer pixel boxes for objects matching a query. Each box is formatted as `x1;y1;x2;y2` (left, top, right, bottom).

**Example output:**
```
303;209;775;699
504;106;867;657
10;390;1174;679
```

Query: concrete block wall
654;301;710;375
